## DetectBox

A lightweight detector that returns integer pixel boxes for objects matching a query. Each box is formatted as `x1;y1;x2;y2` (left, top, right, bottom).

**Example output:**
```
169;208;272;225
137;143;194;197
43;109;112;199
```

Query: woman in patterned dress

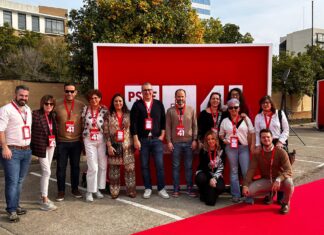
104;93;136;199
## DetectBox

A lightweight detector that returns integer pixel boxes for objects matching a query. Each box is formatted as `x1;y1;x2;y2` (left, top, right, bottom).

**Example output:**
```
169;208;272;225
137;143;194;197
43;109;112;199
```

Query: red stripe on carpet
134;179;324;235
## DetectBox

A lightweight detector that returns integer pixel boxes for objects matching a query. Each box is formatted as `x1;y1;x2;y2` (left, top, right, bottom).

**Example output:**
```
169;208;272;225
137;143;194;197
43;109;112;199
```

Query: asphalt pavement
0;123;323;235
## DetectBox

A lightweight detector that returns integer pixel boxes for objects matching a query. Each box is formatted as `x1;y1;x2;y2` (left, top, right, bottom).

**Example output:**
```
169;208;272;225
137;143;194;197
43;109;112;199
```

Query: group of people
0;82;294;222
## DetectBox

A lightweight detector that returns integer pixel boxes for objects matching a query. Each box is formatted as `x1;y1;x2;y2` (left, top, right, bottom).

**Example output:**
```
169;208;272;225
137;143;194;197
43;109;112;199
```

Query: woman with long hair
104;93;136;199
195;130;225;206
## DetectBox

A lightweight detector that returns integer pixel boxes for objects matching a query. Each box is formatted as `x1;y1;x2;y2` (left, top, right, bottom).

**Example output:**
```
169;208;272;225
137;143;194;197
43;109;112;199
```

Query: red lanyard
90;107;100;128
11;101;27;125
116;112;123;129
262;147;276;183
231;115;239;135
212;110;219;129
176;105;185;125
263;112;273;129
208;149;217;171
144;99;153;118
45;113;53;135
64;99;74;120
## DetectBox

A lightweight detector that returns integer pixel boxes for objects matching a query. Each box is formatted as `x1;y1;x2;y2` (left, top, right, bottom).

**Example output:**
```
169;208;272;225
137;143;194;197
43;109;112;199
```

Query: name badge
116;130;124;142
65;121;75;133
230;136;239;149
211;127;218;134
145;118;153;130
176;125;185;137
90;128;100;141
48;135;56;147
22;126;31;139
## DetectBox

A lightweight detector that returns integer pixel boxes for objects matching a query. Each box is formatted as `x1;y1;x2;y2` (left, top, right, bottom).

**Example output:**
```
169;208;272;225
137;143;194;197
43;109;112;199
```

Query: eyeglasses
142;89;152;93
44;102;54;106
228;106;239;110
65;90;75;94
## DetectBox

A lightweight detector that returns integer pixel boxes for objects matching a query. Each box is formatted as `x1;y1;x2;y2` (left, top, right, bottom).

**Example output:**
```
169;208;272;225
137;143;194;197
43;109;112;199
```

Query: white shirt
254;110;289;146
0;102;32;146
219;116;255;146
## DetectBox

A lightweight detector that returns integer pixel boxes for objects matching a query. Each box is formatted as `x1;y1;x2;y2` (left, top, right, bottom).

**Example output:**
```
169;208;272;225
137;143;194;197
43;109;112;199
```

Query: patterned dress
104;111;136;198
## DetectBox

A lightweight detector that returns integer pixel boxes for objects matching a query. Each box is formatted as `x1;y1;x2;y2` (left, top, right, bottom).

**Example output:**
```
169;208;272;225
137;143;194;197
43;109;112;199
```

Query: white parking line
290;144;324;149
295;159;324;164
29;172;183;221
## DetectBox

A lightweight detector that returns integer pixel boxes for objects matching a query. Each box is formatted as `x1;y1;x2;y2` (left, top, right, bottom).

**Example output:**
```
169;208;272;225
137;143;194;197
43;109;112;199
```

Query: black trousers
195;172;225;206
56;141;82;192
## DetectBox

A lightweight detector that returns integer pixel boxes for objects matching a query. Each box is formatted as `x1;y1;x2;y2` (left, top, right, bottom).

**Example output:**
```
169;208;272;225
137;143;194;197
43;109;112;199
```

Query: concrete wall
272;92;312;119
0;80;86;110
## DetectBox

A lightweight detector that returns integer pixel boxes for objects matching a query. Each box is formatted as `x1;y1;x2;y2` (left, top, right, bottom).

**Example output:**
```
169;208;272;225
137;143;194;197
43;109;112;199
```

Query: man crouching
242;128;294;214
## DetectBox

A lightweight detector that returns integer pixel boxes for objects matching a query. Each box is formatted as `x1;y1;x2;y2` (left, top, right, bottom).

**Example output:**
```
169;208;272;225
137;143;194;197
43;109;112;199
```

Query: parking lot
0;123;323;235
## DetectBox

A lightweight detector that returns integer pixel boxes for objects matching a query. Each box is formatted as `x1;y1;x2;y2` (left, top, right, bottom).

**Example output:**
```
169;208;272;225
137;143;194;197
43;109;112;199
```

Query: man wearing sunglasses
0;85;32;222
55;83;85;201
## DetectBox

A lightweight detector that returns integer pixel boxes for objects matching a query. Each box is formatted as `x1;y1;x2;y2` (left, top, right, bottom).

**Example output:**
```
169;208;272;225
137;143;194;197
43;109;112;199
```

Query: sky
15;0;324;55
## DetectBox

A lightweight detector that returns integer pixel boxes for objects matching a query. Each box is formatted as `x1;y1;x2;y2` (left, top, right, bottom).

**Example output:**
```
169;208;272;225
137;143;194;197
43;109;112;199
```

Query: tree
272;52;316;97
201;17;223;43
68;0;204;90
0;24;70;81
202;20;254;44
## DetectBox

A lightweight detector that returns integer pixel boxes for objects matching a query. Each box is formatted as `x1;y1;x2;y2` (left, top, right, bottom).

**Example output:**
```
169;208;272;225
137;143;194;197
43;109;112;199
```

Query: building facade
280;28;324;54
191;0;211;19
0;0;67;35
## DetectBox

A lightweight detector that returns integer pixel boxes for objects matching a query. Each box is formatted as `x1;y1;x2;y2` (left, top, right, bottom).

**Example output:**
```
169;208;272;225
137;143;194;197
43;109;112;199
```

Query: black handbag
112;142;123;156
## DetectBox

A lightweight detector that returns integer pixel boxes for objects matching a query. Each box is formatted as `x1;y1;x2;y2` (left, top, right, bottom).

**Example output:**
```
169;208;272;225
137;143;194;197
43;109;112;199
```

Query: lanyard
116;112;123;129
45;113;53;135
263;112;273;129
208;149;218;171
64;99;74;120
176;105;185;125
212;110;219;129
262;147;276;183
144;99;153;118
90;106;100;128
11;101;27;125
231;115;239;136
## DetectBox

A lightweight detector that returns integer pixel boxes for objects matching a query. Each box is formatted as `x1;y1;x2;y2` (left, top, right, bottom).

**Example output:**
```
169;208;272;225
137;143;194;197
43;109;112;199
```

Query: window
192;0;210;5
317;33;324;43
45;18;64;34
192;7;211;15
3;11;12;27
32;16;39;32
18;13;26;30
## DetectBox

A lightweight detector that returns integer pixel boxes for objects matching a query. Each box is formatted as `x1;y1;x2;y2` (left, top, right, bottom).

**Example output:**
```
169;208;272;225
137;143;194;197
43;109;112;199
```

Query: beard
16;98;27;106
176;100;185;106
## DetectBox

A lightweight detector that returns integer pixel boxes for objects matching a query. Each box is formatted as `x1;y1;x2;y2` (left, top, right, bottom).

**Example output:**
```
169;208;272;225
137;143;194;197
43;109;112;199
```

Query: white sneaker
158;188;170;199
86;192;93;202
40;201;57;211
95;191;104;199
143;189;152;199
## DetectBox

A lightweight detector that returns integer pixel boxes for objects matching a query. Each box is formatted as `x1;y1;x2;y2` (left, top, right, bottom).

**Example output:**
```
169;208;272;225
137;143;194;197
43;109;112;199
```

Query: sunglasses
65;90;75;94
228;106;239;110
44;102;54;106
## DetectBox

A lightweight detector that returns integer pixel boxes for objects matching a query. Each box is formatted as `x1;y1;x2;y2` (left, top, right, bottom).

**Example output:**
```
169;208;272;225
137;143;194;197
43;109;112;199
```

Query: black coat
31;109;58;158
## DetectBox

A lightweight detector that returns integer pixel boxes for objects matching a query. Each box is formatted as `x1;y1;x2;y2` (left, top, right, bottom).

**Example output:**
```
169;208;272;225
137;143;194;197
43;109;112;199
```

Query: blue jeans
172;141;193;191
140;138;165;191
225;145;250;198
56;141;82;192
0;148;32;213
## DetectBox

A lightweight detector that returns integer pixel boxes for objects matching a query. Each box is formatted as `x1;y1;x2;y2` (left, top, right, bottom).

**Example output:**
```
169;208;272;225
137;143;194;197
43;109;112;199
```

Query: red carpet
134;179;324;235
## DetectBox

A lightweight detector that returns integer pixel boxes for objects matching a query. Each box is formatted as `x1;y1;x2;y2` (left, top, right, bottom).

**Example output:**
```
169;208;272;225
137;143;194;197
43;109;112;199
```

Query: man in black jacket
130;82;169;199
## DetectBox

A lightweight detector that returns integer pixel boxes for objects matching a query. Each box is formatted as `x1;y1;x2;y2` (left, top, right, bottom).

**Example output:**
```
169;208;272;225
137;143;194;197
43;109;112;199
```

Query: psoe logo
125;85;242;111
